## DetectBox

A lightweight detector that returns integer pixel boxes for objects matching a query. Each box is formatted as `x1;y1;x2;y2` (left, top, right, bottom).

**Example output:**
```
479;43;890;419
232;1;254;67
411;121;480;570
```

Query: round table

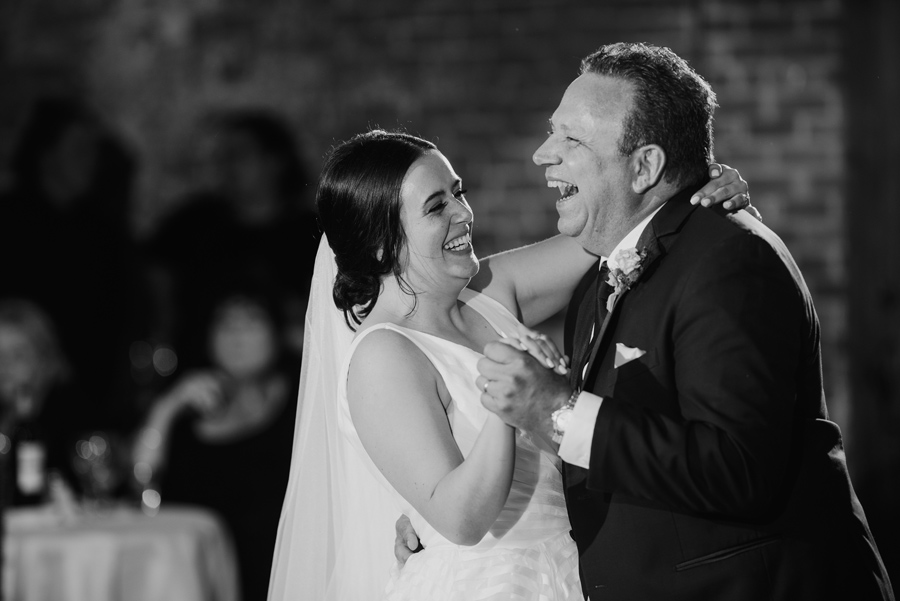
3;503;240;601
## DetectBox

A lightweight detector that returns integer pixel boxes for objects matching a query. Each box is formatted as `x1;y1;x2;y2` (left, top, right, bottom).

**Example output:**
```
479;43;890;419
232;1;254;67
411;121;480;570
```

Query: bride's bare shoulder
349;324;436;384
347;325;449;413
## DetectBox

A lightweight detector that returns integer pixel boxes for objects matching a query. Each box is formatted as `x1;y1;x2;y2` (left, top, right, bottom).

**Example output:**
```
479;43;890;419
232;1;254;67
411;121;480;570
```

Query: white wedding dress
268;237;583;601
339;289;583;600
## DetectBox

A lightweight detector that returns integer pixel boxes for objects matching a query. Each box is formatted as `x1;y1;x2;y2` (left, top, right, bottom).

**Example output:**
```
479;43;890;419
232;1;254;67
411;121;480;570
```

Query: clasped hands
476;326;574;438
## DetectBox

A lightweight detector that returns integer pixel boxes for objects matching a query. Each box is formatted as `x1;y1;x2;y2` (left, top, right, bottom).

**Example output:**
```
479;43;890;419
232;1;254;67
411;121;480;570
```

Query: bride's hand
498;326;569;376
690;163;761;222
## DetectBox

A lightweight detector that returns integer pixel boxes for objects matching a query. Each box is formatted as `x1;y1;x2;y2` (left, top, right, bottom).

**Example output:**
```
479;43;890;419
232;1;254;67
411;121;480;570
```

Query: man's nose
533;137;559;166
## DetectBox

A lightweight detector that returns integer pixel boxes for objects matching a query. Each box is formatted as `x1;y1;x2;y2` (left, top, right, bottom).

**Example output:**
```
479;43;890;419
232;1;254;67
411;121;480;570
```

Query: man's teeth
548;181;578;200
443;234;471;251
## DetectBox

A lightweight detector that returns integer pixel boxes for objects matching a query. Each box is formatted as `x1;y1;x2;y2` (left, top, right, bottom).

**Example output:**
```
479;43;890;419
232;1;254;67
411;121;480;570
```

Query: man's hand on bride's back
394;515;422;567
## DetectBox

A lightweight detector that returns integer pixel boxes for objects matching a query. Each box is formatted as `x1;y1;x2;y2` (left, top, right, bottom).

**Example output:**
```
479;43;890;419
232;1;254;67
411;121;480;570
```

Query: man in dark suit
479;42;894;600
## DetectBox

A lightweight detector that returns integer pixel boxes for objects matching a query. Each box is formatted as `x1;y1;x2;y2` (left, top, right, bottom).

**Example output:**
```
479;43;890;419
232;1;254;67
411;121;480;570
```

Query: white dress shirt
558;204;665;468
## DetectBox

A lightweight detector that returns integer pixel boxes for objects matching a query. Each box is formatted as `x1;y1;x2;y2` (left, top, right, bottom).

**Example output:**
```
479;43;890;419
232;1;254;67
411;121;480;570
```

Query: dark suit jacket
563;186;894;601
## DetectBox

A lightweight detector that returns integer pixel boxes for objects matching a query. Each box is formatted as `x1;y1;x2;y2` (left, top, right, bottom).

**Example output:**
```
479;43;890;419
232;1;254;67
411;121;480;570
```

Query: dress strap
458;288;520;338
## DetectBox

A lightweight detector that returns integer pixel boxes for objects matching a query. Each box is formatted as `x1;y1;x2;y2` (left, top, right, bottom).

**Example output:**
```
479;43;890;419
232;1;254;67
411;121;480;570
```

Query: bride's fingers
509;333;569;375
695;182;749;208
516;334;557;367
691;164;747;206
497;337;557;371
496;336;553;369
530;334;564;368
496;337;527;352
722;192;751;211
535;338;570;376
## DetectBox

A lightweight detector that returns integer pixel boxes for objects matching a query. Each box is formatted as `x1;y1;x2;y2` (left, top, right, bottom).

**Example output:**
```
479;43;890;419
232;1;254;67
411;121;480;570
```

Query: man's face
533;73;636;256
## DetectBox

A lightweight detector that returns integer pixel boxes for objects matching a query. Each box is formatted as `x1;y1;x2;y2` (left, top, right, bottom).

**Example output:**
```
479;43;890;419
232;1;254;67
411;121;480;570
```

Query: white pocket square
614;343;646;368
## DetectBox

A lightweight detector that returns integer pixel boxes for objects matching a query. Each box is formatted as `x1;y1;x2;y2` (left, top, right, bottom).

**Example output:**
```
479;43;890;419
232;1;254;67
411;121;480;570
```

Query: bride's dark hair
316;129;437;329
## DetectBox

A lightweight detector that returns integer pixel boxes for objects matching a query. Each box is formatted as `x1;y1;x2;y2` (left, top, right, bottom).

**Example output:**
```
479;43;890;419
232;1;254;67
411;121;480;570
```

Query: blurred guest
133;287;299;601
0;96;141;432
145;108;320;369
0;299;103;506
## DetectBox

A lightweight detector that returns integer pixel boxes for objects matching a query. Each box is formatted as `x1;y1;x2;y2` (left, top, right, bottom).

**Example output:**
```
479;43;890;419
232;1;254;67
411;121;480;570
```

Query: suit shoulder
676;209;816;312
682;209;796;270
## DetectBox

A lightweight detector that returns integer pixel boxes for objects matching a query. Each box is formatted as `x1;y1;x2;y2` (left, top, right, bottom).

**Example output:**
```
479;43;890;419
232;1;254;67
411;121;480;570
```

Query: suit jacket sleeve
586;230;814;519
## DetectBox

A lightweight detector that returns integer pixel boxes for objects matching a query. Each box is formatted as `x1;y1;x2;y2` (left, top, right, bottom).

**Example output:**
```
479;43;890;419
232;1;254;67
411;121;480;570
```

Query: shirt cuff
557;391;603;469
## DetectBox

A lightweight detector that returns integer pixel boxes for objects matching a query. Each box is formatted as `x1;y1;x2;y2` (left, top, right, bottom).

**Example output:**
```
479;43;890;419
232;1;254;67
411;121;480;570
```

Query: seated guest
133;286;300;601
0;299;100;505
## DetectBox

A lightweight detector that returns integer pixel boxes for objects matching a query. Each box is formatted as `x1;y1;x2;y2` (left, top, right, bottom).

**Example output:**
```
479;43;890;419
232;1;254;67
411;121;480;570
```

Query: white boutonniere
605;247;648;312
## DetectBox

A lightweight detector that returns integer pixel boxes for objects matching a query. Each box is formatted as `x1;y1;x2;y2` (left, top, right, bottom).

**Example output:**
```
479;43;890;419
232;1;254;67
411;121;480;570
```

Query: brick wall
1;0;848;419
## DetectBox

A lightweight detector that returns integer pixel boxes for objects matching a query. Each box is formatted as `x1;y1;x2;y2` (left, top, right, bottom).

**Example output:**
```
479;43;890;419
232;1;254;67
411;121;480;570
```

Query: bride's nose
451;200;474;224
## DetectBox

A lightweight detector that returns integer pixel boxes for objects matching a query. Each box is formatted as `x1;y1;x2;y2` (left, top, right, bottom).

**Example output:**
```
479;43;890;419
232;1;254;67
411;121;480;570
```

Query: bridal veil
268;235;400;600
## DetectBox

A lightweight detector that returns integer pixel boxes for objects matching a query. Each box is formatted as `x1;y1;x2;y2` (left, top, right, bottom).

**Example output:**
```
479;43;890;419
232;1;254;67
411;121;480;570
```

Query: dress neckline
356;288;511;356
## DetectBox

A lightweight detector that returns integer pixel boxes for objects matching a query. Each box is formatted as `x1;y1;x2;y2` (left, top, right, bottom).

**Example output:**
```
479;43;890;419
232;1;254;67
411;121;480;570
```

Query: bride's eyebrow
424;189;445;204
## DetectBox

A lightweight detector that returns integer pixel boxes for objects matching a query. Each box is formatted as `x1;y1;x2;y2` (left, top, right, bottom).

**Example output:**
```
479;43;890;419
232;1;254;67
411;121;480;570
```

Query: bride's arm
347;329;516;546
470;234;594;328
468;164;752;328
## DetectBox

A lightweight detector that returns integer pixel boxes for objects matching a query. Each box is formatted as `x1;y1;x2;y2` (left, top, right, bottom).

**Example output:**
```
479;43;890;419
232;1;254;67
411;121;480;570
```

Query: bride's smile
398;150;479;289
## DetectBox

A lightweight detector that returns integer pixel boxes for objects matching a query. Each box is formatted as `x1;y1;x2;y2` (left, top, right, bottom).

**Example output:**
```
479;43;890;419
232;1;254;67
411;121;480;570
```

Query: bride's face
397;151;478;289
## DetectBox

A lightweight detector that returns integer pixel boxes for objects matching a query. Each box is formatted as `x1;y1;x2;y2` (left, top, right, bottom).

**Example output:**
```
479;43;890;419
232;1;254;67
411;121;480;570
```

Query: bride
268;130;750;600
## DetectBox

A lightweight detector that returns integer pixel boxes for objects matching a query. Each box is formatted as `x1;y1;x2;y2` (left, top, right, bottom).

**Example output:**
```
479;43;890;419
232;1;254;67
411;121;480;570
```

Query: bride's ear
376;247;384;261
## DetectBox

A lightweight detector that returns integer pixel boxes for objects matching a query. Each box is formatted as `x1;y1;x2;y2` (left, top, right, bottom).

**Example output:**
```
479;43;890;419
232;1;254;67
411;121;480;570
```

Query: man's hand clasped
393;514;421;567
476;326;573;440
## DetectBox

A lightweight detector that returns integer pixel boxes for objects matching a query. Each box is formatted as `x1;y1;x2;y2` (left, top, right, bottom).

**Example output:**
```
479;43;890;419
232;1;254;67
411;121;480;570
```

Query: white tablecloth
3;504;240;601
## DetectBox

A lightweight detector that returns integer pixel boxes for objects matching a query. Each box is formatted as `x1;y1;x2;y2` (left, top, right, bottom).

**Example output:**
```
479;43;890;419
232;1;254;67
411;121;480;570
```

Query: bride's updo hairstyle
317;130;437;329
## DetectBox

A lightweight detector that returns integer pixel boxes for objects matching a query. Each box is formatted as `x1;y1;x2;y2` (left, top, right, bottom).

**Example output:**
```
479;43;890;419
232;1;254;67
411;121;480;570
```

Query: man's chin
557;222;603;256
556;217;585;241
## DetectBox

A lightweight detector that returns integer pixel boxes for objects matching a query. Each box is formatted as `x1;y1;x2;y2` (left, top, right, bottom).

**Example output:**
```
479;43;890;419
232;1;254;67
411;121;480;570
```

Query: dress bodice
337;289;572;550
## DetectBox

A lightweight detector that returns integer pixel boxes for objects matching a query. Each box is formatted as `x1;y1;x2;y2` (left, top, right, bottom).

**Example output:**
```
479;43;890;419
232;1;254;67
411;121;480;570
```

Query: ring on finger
483;380;490;393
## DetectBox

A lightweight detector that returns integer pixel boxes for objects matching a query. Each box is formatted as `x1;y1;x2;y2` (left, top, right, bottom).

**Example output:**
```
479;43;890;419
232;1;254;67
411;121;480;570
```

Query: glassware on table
71;431;124;512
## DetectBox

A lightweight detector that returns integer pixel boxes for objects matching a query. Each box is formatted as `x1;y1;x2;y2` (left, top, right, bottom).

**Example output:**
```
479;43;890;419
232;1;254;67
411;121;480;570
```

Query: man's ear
630;145;666;194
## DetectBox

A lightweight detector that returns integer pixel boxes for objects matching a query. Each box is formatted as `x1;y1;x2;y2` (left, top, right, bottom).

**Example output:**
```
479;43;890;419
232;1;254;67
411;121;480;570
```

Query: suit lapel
567;259;602;387
579;187;701;388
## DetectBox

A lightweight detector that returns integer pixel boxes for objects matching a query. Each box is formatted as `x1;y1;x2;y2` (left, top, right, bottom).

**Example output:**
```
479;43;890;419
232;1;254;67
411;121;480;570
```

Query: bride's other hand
690;163;761;222
499;326;569;376
394;514;422;567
